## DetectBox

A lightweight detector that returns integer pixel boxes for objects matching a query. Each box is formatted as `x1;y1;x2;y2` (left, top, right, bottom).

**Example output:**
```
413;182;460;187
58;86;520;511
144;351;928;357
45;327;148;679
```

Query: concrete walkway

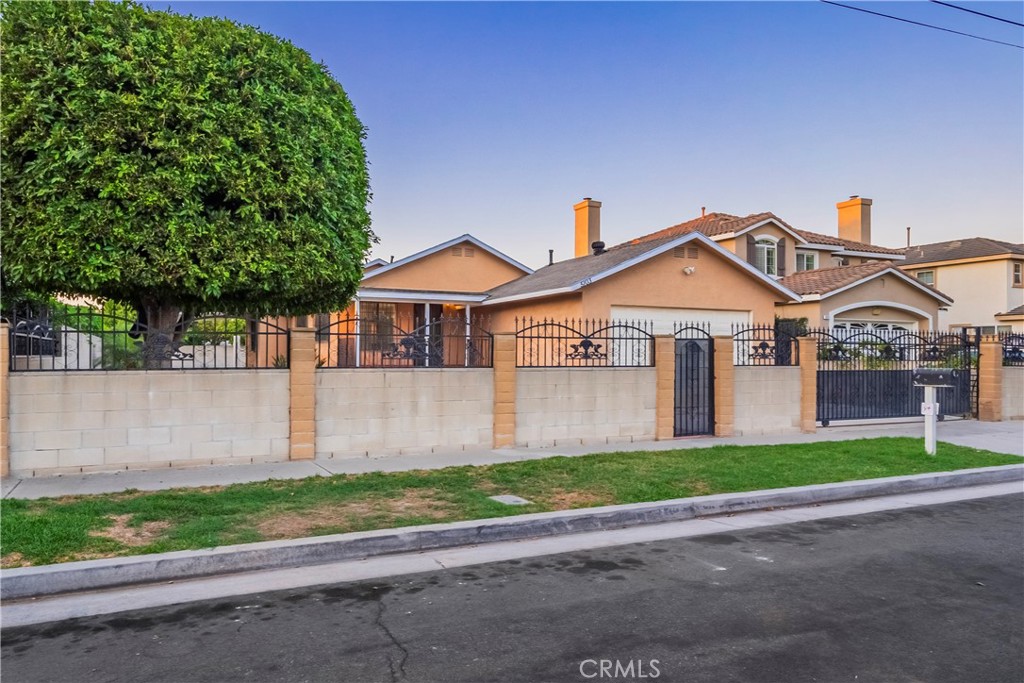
3;420;1021;500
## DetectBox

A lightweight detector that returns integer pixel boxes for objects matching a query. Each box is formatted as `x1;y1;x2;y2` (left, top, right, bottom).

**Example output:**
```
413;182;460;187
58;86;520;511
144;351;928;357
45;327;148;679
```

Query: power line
929;1;1024;28
820;0;1024;49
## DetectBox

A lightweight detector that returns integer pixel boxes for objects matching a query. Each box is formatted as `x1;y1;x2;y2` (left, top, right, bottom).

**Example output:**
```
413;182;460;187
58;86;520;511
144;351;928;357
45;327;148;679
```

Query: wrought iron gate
673;325;714;436
813;329;975;425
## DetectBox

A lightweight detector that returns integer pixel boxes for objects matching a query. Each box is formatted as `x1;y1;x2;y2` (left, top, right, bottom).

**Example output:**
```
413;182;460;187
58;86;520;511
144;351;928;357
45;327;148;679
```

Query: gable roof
901;238;1024;265
996;304;1024;318
361;234;533;283
627;211;806;245
795;229;904;257
483;231;800;305
780;261;953;304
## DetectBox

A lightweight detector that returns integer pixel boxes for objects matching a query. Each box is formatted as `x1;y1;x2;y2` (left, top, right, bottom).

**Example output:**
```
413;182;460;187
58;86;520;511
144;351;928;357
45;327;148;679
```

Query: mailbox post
912;368;957;455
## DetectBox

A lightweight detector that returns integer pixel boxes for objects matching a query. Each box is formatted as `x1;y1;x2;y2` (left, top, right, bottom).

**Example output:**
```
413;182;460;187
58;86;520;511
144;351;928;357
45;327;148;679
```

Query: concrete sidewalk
3;419;1021;500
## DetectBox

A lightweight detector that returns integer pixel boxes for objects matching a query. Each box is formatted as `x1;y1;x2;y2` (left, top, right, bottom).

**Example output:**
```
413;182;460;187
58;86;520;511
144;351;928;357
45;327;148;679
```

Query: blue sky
160;1;1023;268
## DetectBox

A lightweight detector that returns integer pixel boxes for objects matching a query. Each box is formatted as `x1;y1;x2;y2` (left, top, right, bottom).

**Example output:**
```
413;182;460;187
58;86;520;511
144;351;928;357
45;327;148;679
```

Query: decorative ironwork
673;323;714;436
807;327;974;424
7;305;287;371
1002;333;1024;366
316;315;492;369
515;318;654;368
731;324;799;366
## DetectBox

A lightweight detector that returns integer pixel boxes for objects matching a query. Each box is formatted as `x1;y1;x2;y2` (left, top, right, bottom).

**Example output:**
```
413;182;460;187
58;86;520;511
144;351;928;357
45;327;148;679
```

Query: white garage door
610;306;751;336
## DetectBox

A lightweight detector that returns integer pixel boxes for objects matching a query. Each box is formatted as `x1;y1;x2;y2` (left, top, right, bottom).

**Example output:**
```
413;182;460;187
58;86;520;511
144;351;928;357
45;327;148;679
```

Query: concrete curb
3;464;1022;601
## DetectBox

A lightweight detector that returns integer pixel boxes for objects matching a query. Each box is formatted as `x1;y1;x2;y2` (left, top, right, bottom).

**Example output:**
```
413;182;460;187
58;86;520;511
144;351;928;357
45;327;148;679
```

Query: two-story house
900;238;1024;333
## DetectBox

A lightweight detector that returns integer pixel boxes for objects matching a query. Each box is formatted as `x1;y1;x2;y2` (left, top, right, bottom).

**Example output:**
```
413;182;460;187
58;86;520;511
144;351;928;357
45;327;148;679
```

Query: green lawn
1;437;1018;568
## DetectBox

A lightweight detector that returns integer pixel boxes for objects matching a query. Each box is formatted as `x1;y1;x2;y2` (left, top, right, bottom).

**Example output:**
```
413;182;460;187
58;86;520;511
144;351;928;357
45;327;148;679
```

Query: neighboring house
590;195;947;332
899;238;1024;334
995;305;1024;333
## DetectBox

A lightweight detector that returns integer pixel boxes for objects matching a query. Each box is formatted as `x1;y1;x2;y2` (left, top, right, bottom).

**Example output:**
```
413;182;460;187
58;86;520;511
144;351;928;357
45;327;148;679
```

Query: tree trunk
139;299;186;369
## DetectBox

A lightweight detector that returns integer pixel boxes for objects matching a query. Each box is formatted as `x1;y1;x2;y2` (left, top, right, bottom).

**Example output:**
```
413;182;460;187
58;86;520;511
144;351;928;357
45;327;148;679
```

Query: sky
159;1;1024;269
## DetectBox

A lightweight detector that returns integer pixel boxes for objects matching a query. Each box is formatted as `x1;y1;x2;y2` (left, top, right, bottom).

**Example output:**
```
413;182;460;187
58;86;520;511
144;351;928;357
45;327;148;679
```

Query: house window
1014;263;1022;287
796;252;817;272
361;302;398;351
754;239;777;276
915;270;935;286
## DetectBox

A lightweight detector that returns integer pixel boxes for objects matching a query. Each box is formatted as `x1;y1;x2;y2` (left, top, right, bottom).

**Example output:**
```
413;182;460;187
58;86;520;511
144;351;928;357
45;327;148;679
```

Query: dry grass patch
255;489;455;540
89;514;171;548
686;479;712;496
2;552;32;568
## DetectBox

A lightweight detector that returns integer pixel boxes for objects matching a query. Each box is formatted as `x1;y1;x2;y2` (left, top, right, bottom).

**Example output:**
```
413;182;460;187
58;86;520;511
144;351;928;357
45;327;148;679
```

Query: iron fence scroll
515;318;655;368
316;316;493;368
731;324;799;366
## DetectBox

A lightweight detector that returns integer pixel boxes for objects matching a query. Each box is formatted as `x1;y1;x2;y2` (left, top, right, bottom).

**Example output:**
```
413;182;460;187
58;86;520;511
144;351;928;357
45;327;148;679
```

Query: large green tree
1;0;373;353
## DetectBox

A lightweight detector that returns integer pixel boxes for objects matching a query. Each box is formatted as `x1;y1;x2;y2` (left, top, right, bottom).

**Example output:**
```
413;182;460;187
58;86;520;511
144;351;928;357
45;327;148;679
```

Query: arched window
754;239;777;276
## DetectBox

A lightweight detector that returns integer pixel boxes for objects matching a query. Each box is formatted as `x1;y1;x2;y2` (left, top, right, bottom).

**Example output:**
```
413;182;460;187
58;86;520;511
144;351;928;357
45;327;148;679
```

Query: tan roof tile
780;261;950;302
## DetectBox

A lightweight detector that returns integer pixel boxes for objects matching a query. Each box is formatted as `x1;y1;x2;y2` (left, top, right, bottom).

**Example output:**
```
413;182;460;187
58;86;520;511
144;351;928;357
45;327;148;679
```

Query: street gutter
2;464;1022;601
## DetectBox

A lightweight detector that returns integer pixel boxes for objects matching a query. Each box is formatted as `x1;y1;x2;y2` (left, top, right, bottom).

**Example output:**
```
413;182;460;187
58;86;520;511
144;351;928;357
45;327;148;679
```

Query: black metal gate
673;325;714;436
813;329;975;425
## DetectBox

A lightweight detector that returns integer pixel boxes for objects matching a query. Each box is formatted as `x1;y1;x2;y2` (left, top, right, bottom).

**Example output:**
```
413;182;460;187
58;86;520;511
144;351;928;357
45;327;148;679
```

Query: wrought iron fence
807;328;974;423
515;318;655;368
7;306;288;371
731;324;799;366
315;315;493;368
1001;333;1024;366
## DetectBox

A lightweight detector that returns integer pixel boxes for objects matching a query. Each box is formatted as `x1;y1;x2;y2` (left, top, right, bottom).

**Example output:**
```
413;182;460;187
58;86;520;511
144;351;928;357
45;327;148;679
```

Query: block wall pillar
289;327;316;459
0;322;9;477
655;335;675;440
978;337;1003;422
798;336;818;433
493;333;516;448
713;336;734;437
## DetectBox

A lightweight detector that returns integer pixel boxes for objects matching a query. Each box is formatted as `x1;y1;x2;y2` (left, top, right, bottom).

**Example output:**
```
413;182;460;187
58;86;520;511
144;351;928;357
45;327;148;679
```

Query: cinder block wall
315;369;494;458
733;366;802;436
514;368;656;447
9;371;290;476
1003;367;1024;420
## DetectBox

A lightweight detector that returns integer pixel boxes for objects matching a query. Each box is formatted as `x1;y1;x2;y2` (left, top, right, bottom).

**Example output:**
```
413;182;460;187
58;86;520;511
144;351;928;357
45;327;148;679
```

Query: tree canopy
1;0;373;322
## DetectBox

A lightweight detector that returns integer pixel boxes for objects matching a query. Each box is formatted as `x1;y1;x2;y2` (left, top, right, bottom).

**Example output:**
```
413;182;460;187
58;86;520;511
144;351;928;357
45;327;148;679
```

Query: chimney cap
850;195;859;199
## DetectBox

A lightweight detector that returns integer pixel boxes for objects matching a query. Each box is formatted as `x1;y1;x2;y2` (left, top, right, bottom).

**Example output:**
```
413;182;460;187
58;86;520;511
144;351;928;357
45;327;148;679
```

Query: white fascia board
356;289;488;303
835;250;905;260
361;234;534;282
817;268;954;305
478;287;576;307
801;243;842;252
576;232;802;302
732;219;808;244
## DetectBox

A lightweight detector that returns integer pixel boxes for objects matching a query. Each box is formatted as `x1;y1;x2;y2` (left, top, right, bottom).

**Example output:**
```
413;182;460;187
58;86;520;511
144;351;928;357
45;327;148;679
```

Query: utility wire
930;1;1024;28
820;0;1024;49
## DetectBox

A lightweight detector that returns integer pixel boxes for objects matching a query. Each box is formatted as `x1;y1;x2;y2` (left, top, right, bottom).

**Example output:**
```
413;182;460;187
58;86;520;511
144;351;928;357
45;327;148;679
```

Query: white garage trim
825;301;933;327
610;306;751;336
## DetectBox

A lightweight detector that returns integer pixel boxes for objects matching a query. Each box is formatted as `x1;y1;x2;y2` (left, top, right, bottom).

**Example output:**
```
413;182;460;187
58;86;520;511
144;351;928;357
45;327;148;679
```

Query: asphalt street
3;494;1022;683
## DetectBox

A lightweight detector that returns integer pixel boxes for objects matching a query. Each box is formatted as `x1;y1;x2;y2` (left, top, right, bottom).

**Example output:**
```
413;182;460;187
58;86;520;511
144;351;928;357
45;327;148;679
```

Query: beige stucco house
274;195;961;366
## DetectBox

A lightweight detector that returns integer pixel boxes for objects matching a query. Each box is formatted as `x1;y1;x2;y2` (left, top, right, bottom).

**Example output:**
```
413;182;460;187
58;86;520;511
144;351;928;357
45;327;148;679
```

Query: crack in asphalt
374;598;408;682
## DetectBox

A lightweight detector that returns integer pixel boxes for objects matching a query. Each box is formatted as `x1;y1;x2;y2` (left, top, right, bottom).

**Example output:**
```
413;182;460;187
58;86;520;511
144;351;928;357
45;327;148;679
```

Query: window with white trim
1013;262;1022;287
915;270;935;286
754;239;777;276
796;251;816;272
